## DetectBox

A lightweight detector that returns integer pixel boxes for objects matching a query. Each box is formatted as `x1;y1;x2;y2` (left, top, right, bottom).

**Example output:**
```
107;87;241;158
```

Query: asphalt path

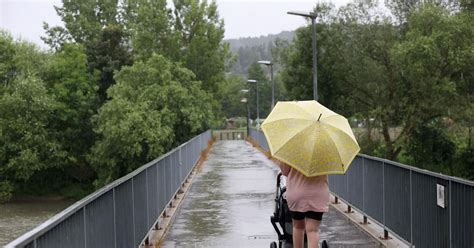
162;140;381;248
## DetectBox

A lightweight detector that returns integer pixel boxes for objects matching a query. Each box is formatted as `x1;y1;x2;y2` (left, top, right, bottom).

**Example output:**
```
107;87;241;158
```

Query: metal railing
249;128;474;248
6;130;212;248
212;130;246;141
249;128;269;151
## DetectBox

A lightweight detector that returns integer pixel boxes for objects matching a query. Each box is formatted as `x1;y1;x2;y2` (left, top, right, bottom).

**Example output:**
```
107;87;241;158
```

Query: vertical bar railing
6;130;212;248
248;128;474;248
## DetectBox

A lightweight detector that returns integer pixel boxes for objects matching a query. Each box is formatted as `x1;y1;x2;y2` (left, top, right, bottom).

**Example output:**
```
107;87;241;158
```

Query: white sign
437;184;446;208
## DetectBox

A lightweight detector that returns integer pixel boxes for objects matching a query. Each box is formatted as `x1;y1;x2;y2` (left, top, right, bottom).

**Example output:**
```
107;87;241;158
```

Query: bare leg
292;218;305;248
305;218;321;248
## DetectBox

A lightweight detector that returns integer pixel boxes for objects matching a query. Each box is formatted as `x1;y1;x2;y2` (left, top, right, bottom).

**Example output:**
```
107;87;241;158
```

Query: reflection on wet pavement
162;140;381;248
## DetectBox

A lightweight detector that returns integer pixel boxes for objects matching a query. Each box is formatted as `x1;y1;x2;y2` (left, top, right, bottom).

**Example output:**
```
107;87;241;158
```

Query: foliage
90;54;213;186
0;33;69;201
276;2;473;179
405;119;456;171
172;0;229;95
247;62;272;119
43;1;133;104
125;0;175;61
0;75;66;201
2;0;472;202
0;31;17;85
217;74;247;118
42;43;99;183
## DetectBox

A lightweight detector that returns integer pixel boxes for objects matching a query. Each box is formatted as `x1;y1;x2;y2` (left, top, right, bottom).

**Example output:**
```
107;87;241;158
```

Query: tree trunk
381;118;401;160
366;115;372;143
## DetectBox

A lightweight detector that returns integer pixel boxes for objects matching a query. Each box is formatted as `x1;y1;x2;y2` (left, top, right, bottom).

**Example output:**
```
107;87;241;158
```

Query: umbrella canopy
261;100;360;177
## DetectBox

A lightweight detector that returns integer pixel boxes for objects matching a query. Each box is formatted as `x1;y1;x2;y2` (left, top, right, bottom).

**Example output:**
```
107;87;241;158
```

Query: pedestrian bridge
6;130;474;248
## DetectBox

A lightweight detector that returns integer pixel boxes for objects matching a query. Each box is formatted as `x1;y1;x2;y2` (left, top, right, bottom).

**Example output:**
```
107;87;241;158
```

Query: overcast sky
0;0;352;47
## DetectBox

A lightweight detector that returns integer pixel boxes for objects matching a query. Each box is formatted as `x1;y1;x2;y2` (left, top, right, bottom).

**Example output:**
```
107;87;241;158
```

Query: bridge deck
162;140;381;247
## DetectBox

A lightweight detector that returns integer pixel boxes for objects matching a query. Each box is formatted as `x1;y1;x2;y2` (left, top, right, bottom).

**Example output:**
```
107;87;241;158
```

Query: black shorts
290;211;324;221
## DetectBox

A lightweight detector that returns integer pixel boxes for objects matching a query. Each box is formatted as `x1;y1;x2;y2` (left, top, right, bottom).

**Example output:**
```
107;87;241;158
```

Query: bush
0;181;13;202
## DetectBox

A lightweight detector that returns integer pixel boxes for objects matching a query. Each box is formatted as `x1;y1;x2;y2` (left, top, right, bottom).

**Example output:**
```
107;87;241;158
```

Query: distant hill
226;31;295;51
225;31;295;75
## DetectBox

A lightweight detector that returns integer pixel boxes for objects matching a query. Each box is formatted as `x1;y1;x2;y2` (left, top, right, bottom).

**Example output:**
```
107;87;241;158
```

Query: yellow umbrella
261;100;360;177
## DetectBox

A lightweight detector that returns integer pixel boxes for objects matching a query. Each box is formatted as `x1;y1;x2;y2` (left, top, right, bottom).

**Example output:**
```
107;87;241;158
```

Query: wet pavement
162;140;381;248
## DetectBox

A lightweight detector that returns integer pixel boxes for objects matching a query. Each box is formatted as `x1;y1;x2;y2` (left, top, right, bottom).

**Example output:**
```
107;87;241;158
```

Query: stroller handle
276;172;283;188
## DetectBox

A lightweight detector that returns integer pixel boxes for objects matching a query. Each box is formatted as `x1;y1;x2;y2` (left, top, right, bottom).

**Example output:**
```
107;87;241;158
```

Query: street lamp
240;89;250;136
258;60;275;110
287;11;318;101
247;79;259;128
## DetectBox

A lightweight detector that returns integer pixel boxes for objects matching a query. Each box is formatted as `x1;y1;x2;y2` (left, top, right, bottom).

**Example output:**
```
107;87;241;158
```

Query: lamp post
247;79;259;128
258;60;274;110
287;11;318;101
240;89;250;137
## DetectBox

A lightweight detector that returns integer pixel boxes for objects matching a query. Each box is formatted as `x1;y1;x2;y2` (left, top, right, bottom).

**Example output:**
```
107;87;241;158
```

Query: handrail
248;128;474;248
357;153;474;186
6;130;211;248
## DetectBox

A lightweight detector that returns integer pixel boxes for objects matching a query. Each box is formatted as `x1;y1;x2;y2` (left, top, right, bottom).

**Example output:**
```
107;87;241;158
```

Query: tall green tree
0;74;66;201
90;54;213;186
43;1;132;104
0;33;67;201
0;31;16;86
124;0;176;61
247;62;272;119
172;0;229;95
279;2;472;166
278;3;347;112
394;5;473;172
42;44;99;183
217;74;247;118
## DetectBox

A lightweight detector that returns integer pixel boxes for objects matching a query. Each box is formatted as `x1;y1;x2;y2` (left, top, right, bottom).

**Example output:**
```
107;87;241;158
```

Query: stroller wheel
270;241;277;248
321;240;329;248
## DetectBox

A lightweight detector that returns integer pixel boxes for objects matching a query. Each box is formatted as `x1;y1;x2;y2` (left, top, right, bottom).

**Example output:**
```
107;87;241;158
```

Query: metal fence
6;130;212;248
249;128;269;151
249;128;474;248
213;130;246;140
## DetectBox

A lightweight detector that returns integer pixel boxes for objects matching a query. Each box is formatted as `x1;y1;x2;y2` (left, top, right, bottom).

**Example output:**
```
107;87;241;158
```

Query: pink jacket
279;163;330;213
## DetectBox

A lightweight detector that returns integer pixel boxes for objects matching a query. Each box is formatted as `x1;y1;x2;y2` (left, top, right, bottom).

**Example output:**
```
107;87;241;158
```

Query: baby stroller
269;173;328;248
270;172;293;248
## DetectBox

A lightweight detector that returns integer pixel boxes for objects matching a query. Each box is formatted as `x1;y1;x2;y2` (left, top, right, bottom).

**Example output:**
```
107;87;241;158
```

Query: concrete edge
329;195;409;248
144;140;215;248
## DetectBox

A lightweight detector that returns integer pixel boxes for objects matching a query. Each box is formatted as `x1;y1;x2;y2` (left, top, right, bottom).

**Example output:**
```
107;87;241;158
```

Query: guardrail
212;130;246;140
6;130;212;248
249;128;474;248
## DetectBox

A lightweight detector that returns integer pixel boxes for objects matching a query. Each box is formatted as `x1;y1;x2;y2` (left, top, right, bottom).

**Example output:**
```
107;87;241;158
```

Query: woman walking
279;162;329;248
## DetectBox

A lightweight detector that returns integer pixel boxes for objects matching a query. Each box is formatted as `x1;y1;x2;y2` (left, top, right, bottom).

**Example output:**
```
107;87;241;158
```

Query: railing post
362;157;365;213
146;168;149;228
334;196;339;204
155;160;160;231
131;177;136;246
83;206;87;248
410;170;413;245
382;161;386;237
346;205;353;213
449;179;452;248
113;188;117;248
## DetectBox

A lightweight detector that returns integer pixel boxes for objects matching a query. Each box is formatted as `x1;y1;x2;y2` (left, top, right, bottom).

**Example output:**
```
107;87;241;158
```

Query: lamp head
287;11;317;19
258;60;272;66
